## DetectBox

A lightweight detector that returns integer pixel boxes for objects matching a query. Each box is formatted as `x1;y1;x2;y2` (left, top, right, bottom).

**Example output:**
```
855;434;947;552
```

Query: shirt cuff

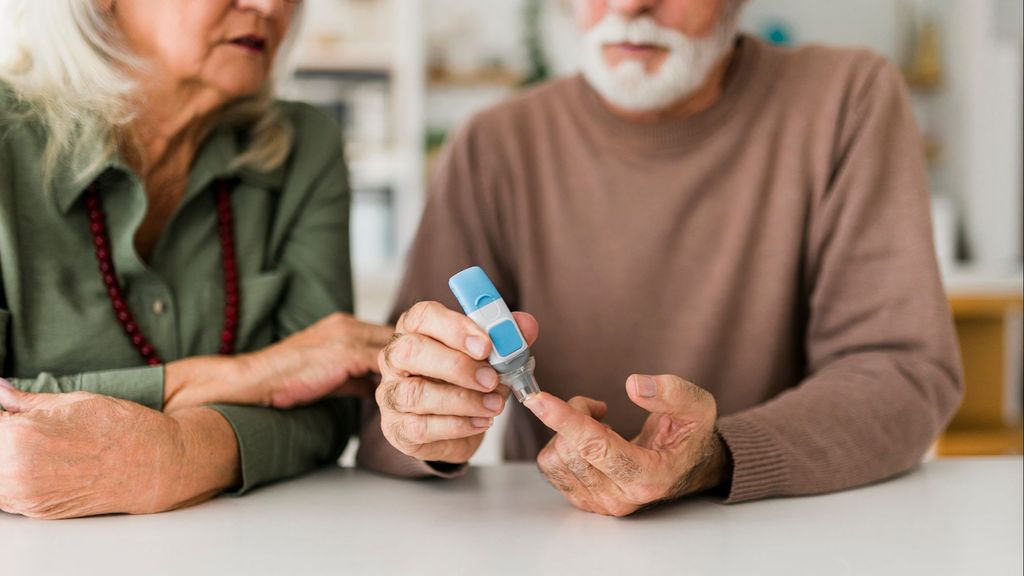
208;404;274;495
207;400;354;495
78;365;165;411
715;414;790;503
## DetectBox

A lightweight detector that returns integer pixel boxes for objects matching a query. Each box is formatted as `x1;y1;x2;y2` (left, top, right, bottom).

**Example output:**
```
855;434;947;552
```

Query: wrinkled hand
376;301;538;464
165;312;394;412
525;375;730;517
247;313;394;409
0;381;237;519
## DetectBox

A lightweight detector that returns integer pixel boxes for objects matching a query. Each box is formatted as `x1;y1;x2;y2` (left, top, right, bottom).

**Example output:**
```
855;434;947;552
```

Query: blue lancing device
448;266;541;402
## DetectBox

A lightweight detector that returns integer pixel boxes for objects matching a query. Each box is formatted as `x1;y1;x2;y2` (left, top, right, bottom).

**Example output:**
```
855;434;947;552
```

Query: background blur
279;0;1024;462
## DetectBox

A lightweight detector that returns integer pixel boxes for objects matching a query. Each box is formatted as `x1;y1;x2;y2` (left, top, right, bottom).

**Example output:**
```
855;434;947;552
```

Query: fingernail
471;417;493;428
0;378;13;390
483;393;502;412
525;395;545;416
636;376;657;398
476;367;498;390
466;336;487;359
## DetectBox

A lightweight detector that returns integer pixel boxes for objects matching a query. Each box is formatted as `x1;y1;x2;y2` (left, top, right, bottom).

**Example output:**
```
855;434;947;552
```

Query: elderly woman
0;0;393;519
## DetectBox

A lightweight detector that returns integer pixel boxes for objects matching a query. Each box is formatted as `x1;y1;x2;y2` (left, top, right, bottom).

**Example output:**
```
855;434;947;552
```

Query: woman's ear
96;0;116;15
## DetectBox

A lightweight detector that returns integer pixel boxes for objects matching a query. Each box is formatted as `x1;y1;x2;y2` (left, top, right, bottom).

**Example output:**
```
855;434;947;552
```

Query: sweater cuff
356;400;467;479
716;414;790;503
79;365;165;411
359;446;468;479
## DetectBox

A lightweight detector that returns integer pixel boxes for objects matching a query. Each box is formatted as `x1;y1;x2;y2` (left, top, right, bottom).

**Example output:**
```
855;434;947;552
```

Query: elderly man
357;0;963;516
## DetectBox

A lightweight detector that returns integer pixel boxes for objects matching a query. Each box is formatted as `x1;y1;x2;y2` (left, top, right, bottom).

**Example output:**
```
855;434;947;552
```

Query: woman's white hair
0;0;300;189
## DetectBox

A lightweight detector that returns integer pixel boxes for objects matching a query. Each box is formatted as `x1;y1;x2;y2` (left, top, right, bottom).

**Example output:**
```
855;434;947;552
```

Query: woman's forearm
160;407;241;511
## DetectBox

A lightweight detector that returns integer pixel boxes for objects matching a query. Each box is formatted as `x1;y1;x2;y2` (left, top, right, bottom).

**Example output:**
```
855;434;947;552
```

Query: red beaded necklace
84;180;240;365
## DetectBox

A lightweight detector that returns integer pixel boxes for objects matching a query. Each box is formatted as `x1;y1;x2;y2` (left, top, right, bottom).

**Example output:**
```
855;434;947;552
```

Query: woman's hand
0;382;238;519
163;313;394;412
242;313;395;409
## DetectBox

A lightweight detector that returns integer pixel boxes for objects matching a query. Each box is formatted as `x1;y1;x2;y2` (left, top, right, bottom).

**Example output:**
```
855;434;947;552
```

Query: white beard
580;14;737;113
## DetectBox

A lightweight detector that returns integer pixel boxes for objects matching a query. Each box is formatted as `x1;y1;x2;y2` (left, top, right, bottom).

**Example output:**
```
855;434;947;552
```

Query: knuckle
326;311;346;328
536;452;575;494
377;348;389;373
389;379;424;413
566;459;597;487
607;502;636;518
577;435;610;463
625;482;664;504
383;334;415;371
399;415;428;444
402;301;434;333
376;381;397;411
536;447;558;472
387;418;413;448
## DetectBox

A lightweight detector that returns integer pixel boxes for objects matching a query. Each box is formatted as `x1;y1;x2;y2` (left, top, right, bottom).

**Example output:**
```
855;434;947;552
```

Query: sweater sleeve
716;59;963;502
356;119;514;478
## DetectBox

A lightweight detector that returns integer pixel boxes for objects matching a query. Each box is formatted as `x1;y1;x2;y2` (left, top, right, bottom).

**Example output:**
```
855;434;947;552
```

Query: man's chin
584;66;694;113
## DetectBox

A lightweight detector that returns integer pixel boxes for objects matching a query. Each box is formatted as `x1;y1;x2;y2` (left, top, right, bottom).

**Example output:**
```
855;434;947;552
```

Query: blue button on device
488;319;524;357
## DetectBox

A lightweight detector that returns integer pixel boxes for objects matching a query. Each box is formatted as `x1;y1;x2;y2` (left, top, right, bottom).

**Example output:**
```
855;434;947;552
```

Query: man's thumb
625;374;715;421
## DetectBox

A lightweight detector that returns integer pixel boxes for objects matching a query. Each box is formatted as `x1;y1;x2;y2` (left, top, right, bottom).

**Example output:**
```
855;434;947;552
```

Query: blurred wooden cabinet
938;287;1024;456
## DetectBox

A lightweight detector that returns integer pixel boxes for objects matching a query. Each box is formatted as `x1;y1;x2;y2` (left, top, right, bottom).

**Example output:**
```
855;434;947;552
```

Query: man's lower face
602;43;671;75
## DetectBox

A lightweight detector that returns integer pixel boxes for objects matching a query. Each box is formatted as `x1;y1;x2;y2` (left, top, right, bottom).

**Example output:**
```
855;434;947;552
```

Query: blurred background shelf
941;268;1023;456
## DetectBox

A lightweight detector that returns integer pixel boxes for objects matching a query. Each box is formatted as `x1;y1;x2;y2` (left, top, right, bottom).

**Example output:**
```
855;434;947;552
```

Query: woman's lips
228;35;268;53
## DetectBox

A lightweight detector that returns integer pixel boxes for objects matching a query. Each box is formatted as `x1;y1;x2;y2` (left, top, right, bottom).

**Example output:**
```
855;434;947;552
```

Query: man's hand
524;374;730;517
0;380;238;519
376;301;538;464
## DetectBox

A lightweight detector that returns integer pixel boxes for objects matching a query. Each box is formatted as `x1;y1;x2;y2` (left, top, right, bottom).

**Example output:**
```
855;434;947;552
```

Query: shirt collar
53;122;288;215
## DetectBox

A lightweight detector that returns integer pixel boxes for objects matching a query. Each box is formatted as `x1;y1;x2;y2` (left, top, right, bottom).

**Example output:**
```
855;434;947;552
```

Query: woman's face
111;0;298;100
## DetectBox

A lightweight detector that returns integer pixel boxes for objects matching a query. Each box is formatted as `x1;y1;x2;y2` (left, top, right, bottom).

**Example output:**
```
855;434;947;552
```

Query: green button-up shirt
0;87;356;493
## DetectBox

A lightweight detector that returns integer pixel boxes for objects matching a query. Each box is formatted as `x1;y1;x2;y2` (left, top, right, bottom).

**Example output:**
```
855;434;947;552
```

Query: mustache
584;14;687;49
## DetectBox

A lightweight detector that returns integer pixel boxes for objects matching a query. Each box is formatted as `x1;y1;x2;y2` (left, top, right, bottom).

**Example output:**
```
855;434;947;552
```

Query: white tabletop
2;457;1021;576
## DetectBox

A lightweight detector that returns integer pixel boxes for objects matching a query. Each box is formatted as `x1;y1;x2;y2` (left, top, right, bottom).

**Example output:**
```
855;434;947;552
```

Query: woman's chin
213;78;269;101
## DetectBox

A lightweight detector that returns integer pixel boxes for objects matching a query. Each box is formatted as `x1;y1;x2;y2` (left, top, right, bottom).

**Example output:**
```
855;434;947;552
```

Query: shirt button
152;300;167;316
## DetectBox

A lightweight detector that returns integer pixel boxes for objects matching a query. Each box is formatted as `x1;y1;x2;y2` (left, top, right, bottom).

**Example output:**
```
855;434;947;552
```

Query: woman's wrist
163;355;258;412
155;407;240;512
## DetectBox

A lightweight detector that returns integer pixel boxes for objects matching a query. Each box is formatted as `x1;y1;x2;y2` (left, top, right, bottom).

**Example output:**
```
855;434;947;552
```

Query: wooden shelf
427;69;523;88
938;426;1024;456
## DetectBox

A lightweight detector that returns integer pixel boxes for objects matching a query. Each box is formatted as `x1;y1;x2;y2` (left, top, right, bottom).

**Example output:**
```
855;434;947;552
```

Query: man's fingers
525;392;647;487
389;413;492;447
511;311;539;347
377;377;504;418
537;442;610;515
396;301;493;361
626;374;716;422
381;333;498;393
567;396;608;421
525;392;610;437
406;437;479;464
